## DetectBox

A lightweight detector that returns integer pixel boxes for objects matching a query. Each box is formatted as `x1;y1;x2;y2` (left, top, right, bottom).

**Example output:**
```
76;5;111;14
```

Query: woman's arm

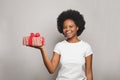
40;47;61;74
25;37;61;74
85;54;93;80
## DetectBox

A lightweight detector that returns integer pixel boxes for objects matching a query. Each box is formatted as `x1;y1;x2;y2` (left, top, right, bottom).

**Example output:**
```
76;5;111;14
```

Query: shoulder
81;40;93;56
81;40;92;48
55;40;66;46
53;40;66;54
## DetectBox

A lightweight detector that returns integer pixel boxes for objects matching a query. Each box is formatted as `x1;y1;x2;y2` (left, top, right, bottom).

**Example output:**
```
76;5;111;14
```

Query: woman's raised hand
23;33;45;49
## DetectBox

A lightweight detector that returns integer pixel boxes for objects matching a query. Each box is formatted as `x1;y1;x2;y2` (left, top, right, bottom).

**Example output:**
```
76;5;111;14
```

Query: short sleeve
53;43;61;55
85;44;93;57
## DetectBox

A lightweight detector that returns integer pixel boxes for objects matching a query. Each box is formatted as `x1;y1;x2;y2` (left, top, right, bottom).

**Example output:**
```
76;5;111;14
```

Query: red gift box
23;33;45;46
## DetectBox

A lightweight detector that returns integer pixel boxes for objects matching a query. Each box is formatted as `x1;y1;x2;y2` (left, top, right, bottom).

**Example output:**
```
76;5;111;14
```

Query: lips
65;31;72;36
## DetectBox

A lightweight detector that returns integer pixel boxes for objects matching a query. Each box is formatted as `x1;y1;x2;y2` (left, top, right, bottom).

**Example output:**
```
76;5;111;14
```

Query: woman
28;9;93;80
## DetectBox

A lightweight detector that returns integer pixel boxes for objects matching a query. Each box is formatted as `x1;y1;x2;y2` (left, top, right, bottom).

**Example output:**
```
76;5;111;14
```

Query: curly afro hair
57;9;85;36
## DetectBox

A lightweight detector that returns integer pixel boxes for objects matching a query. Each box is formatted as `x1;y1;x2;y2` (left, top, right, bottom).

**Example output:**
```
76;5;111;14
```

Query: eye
69;25;73;28
63;26;66;29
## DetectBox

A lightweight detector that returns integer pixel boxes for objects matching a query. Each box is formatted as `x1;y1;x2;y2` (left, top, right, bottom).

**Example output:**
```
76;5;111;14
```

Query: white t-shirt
53;40;93;80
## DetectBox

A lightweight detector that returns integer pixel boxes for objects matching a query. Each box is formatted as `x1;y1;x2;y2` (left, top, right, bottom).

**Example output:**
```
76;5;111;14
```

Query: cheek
72;29;78;35
62;29;65;34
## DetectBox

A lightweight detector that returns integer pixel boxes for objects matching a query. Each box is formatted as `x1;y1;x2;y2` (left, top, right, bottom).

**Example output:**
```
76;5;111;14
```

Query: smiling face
63;19;79;40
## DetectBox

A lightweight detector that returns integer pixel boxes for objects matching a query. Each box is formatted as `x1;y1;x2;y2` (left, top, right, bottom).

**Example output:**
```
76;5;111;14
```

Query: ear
77;27;79;31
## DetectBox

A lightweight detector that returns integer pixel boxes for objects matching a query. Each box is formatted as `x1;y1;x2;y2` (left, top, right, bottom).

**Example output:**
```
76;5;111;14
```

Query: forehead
63;19;76;26
63;19;75;25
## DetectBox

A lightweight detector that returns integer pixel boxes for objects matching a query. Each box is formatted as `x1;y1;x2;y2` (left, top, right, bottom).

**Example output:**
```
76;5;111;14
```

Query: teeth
66;31;71;34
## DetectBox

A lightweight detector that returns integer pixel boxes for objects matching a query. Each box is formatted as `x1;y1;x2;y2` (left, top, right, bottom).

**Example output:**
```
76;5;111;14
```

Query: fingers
32;37;36;46
23;37;25;45
25;37;29;46
23;36;28;45
23;36;44;48
32;37;42;47
37;37;41;46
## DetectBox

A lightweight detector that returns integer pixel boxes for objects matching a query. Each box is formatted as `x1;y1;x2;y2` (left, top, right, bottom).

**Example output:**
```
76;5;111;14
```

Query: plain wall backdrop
0;0;120;80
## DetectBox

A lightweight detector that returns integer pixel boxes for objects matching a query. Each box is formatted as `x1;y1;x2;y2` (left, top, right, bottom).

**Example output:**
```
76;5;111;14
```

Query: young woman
29;9;93;80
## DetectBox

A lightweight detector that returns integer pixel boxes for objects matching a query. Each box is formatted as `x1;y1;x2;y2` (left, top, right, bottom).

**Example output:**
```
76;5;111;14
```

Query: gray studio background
0;0;120;80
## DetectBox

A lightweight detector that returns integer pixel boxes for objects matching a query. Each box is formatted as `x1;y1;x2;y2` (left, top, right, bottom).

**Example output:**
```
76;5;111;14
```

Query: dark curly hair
57;9;85;36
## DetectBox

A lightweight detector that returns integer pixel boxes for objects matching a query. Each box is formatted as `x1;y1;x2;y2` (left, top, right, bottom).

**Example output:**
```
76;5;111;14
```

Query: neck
66;36;80;43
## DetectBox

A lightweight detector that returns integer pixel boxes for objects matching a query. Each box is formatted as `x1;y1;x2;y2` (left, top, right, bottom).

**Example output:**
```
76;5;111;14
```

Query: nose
65;26;70;31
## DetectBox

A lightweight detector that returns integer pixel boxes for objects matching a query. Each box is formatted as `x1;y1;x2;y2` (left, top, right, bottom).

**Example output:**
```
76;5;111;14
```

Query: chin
64;34;75;39
66;36;73;39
